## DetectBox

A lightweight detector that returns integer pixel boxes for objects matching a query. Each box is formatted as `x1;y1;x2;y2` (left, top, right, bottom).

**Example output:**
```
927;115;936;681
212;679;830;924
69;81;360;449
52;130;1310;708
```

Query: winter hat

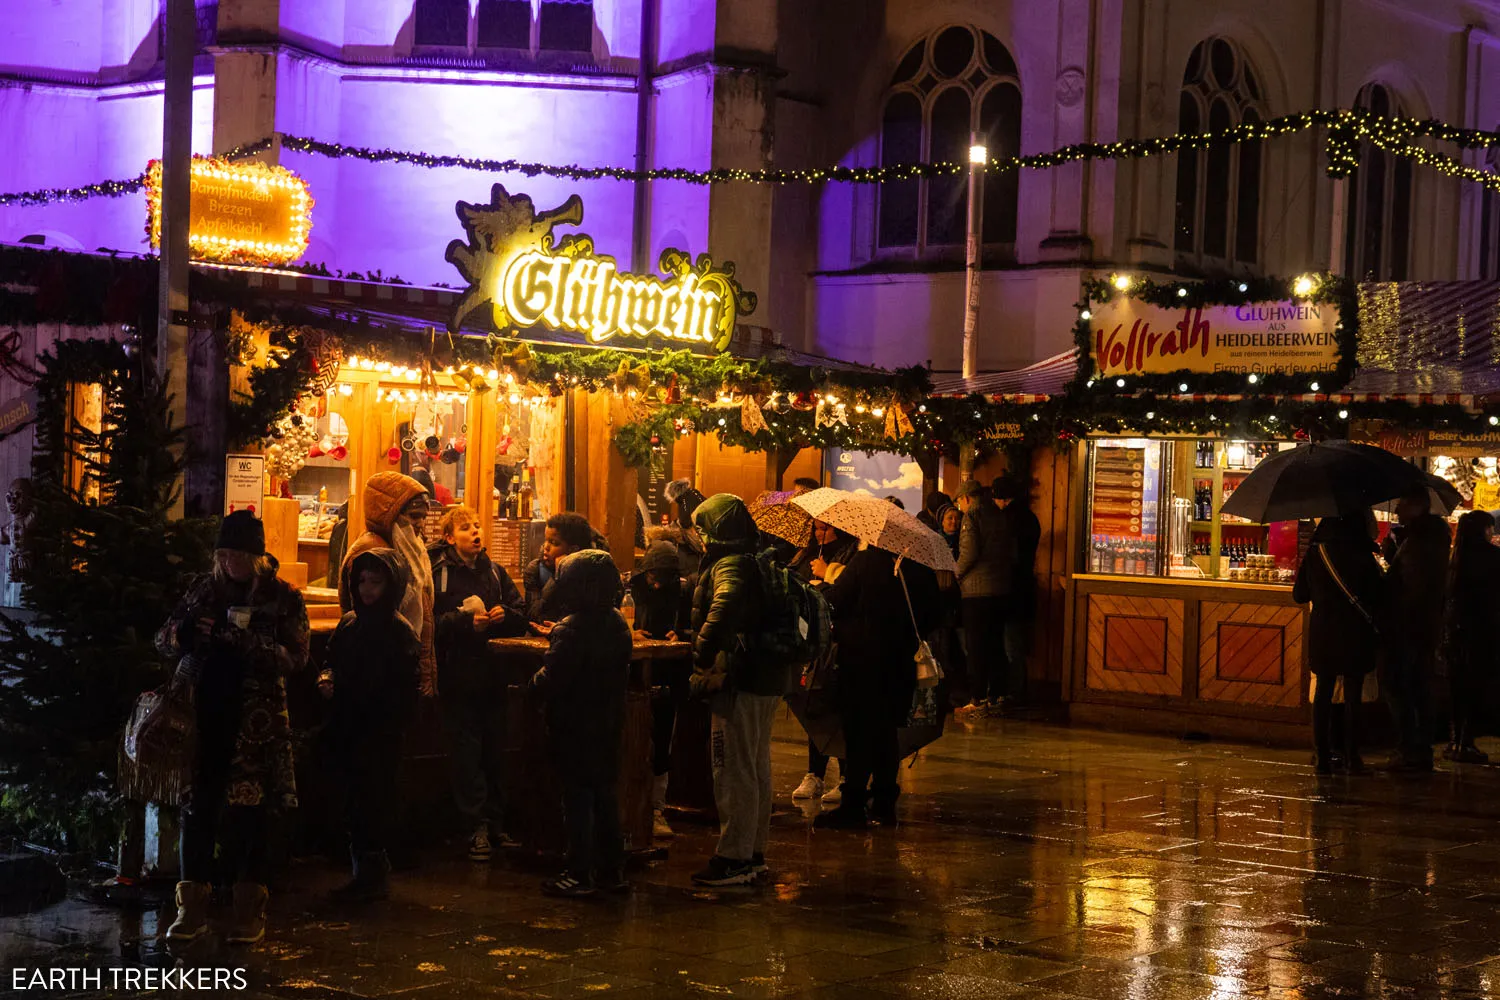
217;510;266;556
664;479;694;503
954;479;985;502
693;493;757;549
639;540;681;574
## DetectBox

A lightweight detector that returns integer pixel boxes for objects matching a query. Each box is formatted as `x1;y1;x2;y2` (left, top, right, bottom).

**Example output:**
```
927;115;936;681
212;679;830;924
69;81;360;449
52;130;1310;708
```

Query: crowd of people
150;470;1042;938
1294;486;1500;775
143;466;1500;941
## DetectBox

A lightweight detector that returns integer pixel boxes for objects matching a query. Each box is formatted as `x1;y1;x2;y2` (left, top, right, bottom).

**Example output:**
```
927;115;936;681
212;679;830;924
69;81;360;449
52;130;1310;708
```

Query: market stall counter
489;636;691;855
1067;436;1315;745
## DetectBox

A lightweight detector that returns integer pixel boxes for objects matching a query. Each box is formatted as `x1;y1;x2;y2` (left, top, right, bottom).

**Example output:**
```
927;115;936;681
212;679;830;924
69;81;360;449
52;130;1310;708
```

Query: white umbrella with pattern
791;488;958;573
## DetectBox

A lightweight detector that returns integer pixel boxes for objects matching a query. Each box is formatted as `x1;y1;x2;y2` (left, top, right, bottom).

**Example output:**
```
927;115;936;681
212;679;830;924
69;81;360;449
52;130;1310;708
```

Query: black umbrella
1219;441;1428;523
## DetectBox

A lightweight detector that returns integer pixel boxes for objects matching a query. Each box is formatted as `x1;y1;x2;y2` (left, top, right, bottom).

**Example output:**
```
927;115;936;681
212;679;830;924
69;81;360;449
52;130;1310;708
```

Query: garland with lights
10;108;1500;208
1071;272;1358;396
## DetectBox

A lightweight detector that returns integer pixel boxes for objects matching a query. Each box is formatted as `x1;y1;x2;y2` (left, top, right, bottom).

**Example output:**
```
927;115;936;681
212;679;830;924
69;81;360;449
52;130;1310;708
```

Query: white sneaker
652;809;675;839
821;782;843;805
791;773;824;800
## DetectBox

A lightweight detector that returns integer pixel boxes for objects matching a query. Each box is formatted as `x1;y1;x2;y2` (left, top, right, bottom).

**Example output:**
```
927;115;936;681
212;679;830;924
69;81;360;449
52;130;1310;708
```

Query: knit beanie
217;510;266;556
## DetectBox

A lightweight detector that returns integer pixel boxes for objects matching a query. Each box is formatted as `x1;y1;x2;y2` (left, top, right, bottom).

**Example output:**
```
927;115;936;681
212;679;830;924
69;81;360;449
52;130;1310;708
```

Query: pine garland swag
0;340;214;853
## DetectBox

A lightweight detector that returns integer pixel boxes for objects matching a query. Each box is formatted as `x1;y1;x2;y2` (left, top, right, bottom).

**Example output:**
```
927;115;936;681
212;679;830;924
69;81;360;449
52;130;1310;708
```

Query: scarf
390;518;434;641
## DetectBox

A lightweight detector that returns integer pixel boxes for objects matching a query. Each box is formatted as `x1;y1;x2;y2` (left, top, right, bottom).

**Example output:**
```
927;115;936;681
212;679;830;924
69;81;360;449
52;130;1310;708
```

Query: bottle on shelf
519;467;535;520
507;473;522;519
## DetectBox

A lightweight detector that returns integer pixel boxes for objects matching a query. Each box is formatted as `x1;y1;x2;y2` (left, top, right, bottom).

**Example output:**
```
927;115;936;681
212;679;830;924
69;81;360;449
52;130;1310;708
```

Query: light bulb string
7;107;1500;207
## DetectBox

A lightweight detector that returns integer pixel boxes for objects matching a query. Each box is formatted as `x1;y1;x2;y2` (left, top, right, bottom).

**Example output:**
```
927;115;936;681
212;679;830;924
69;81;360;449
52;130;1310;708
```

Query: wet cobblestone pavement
9;715;1500;999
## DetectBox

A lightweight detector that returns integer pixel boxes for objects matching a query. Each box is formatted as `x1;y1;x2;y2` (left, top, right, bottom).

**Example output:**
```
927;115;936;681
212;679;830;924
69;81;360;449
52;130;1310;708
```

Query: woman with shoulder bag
154;511;309;944
1292;513;1384;775
816;544;941;829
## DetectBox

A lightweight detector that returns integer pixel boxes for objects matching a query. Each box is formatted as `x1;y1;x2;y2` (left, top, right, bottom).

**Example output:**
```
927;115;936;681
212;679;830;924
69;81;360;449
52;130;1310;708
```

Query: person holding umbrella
791;489;954;827
815;542;941;828
1293;514;1385;774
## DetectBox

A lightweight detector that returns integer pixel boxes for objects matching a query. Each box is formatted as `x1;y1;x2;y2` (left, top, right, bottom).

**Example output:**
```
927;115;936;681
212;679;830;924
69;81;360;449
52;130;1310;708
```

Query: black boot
1312;699;1334;774
331;850;390;902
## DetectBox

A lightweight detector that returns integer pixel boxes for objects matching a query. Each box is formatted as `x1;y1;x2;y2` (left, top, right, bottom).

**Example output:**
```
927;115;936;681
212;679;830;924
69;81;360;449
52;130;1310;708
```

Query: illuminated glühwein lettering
500;248;728;345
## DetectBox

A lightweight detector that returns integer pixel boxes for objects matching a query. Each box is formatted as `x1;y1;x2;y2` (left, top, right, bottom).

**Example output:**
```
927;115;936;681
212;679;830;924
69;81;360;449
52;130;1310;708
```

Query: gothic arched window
1344;83;1413;280
1173;37;1265;269
877;26;1022;255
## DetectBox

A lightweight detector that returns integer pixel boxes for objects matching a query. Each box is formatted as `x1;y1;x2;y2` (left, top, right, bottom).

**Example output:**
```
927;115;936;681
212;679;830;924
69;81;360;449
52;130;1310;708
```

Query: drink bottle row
1089;535;1158;576
1188;539;1263;568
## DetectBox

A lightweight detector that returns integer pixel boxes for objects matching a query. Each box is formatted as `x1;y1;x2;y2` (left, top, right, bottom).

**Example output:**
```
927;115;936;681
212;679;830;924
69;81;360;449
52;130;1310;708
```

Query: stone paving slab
9;716;1500;998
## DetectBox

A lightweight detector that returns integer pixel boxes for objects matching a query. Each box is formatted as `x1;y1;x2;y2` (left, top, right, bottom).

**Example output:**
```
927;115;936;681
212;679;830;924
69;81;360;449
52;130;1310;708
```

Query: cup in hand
227;606;254;630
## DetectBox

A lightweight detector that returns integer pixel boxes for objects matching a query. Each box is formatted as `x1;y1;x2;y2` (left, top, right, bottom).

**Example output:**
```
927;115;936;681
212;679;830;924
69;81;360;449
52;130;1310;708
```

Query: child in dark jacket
318;549;421;901
428;507;528;862
531;549;634;897
629;541;693;840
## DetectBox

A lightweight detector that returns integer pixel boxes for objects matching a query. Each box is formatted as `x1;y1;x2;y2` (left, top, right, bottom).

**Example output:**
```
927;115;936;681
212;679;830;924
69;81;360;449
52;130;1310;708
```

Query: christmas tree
0;340;213;854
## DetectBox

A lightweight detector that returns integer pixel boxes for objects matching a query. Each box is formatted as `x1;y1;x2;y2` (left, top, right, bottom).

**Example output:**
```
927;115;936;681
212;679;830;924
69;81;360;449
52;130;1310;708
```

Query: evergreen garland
0;340;214;853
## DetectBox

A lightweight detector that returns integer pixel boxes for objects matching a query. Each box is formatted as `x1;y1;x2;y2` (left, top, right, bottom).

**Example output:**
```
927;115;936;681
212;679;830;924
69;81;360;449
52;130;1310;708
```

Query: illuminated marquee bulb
1293;274;1317;298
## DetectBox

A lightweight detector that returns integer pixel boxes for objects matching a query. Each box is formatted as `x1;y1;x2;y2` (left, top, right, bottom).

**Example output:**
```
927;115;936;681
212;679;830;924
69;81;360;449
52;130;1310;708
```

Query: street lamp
961;136;988;379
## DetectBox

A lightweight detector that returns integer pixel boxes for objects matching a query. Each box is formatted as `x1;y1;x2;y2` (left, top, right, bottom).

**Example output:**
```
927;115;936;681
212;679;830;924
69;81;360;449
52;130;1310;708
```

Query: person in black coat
630;541;693;839
1381;488;1452;771
1292;514;1385;774
429;507;529;861
817;544;942;828
995;476;1042;706
1442;510;1500;762
318;549;421;901
531;550;634;897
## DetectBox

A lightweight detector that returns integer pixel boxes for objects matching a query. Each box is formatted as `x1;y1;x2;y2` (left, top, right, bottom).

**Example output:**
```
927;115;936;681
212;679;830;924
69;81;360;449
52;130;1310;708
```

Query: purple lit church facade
5;0;1500;373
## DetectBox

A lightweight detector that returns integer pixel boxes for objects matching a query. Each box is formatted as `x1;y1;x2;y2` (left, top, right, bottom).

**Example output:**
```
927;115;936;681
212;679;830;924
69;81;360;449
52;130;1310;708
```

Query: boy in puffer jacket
531;550;634;897
318;549;421;902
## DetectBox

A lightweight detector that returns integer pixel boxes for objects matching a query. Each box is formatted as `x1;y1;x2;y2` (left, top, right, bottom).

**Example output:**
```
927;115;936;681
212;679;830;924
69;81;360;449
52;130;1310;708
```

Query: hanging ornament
816;398;848;429
302;331;344;396
741;395;768;435
329;444;348;462
791;390;816;411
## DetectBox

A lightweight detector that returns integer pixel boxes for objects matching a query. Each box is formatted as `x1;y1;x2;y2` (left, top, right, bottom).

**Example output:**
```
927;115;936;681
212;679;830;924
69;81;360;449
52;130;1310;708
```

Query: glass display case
1084;436;1308;584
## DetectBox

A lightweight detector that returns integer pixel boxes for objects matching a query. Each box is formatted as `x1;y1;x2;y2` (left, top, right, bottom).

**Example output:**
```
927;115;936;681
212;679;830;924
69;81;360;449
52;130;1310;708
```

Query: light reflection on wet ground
7;715;1500;998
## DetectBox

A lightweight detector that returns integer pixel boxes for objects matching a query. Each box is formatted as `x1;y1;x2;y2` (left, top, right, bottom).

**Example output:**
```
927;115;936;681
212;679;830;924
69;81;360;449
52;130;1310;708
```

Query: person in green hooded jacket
689;494;786;887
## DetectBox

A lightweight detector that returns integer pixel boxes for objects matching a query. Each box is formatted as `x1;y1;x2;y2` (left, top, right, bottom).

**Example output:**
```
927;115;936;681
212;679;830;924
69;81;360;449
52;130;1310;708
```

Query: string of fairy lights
6;107;1500;208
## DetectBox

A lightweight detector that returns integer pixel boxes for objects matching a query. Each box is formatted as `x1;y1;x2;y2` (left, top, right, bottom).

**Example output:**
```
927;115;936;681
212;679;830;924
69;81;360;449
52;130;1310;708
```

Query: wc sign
224;454;265;517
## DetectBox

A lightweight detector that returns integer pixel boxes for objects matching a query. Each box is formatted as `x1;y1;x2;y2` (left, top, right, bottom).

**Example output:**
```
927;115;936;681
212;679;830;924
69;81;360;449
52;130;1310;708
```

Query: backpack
749;550;833;670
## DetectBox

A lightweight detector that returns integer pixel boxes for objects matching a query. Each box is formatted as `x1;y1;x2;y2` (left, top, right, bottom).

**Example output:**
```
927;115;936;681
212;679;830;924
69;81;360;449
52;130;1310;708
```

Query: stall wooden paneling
697;434;771;502
1067;574;1309;744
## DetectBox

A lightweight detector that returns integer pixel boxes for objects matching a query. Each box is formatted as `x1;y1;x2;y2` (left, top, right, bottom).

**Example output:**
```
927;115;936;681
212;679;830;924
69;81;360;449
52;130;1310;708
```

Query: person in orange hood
340;472;437;696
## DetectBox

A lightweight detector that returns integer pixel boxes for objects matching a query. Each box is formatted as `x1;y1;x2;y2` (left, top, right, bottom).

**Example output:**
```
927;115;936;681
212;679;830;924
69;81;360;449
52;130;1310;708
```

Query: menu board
1092;446;1146;536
